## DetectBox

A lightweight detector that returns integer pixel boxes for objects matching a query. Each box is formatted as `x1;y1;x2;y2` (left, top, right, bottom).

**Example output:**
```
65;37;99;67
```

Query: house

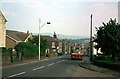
42;32;63;54
61;39;72;54
6;30;33;49
0;11;7;47
93;42;103;55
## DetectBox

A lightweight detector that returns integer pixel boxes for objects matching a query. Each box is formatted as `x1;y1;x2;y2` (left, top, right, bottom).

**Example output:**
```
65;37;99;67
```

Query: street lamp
39;19;50;60
90;14;93;61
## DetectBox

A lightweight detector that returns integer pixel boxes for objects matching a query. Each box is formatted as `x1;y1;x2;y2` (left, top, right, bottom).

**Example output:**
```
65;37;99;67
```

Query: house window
51;42;55;48
59;42;62;47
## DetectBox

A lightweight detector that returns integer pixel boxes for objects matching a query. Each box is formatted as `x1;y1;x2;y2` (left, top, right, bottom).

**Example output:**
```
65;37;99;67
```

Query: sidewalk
2;55;59;68
79;62;120;77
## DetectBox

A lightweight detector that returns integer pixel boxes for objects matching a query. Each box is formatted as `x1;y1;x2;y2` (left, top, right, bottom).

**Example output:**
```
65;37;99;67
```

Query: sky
1;0;119;37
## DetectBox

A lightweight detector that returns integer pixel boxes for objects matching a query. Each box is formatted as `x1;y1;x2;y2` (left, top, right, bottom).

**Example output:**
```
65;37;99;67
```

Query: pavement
79;61;120;77
2;55;60;68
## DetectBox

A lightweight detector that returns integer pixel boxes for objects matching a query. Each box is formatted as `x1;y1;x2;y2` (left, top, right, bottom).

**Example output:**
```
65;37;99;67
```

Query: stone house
42;32;63;54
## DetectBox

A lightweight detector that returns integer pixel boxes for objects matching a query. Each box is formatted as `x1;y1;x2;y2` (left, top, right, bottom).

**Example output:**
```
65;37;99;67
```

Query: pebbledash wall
0;11;7;48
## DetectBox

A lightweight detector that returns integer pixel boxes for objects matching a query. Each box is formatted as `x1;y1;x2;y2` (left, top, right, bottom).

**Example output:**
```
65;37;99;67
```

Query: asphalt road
2;55;81;78
2;55;118;78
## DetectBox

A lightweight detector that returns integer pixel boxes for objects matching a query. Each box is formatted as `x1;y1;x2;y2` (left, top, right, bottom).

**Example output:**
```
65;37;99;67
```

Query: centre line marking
8;72;26;78
48;63;55;66
62;60;65;61
56;61;61;63
32;66;45;71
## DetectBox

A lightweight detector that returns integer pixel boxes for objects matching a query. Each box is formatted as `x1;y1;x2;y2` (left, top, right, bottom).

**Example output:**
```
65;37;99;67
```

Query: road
2;55;117;78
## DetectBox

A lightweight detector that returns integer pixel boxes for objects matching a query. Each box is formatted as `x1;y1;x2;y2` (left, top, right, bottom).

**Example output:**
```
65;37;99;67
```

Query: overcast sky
1;0;119;37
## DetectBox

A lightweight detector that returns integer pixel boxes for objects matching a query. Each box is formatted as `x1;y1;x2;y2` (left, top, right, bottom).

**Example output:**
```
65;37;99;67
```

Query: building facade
0;11;7;47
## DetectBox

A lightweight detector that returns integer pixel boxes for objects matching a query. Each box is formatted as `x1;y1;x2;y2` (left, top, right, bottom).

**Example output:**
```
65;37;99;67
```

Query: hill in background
32;33;89;44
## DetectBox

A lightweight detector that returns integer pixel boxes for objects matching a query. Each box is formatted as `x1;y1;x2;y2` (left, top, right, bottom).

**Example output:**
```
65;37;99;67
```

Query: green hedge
57;52;64;56
15;42;38;57
40;47;46;56
1;47;7;53
93;55;105;61
93;60;120;72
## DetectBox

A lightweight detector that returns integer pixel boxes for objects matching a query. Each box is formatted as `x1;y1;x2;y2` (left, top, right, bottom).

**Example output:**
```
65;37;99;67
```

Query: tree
94;19;120;60
28;35;47;56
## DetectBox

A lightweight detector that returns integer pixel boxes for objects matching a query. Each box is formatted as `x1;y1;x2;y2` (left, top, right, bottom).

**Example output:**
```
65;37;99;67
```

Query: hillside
32;33;89;40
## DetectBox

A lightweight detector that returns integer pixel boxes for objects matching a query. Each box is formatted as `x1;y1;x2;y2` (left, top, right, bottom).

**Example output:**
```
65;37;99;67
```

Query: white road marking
62;60;65;61
32;66;45;71
56;61;61;63
56;60;65;64
58;56;63;58
47;63;55;66
8;72;26;78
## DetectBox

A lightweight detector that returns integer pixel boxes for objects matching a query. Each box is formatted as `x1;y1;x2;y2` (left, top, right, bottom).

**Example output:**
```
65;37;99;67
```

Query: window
51;42;55;48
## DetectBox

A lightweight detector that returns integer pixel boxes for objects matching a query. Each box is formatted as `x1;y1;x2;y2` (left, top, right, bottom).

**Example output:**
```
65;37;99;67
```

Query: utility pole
90;14;93;61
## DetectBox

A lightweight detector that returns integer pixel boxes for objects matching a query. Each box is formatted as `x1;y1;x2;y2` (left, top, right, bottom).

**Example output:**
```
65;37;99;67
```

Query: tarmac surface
1;55;120;78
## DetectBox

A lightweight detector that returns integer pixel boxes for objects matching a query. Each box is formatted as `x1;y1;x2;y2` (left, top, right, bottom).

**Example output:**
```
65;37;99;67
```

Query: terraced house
0;11;7;47
42;32;64;55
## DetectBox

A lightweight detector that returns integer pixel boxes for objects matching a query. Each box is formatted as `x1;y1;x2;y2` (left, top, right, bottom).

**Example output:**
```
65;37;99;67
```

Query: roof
6;30;30;42
0;11;7;22
41;35;59;42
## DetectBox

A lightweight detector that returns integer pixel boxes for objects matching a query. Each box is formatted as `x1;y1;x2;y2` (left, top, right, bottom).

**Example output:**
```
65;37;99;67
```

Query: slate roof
41;36;59;42
6;30;30;41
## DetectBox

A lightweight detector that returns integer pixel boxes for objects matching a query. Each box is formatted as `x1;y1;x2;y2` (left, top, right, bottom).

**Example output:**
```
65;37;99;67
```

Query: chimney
53;31;57;38
27;31;29;34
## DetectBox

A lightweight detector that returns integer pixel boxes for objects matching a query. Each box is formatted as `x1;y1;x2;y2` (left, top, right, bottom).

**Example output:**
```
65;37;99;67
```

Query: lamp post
90;14;93;61
39;19;50;60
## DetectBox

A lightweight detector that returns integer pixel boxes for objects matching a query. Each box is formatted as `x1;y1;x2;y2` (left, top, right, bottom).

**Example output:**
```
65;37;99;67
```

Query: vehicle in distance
71;49;83;60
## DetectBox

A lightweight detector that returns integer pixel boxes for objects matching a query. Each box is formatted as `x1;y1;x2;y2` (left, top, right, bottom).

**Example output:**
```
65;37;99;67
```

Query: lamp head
47;22;51;24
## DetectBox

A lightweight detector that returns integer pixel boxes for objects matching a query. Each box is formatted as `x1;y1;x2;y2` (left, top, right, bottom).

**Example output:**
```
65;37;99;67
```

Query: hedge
15;42;38;57
92;60;120;72
57;52;64;56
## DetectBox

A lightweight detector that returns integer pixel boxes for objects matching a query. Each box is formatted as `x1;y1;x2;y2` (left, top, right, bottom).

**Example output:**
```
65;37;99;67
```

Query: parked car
71;49;83;60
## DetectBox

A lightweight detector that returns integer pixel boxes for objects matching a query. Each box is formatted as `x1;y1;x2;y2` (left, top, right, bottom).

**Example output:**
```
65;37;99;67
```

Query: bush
93;60;120;72
94;55;119;63
1;47;7;53
94;55;105;61
40;47;46;56
15;42;38;58
57;52;64;56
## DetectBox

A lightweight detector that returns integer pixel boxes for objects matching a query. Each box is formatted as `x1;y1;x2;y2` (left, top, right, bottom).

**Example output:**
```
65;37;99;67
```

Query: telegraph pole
90;14;93;61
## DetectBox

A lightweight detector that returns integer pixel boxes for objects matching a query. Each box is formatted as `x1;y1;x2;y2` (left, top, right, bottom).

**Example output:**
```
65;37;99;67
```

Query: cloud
4;11;17;17
92;2;117;17
91;2;118;35
21;1;56;16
